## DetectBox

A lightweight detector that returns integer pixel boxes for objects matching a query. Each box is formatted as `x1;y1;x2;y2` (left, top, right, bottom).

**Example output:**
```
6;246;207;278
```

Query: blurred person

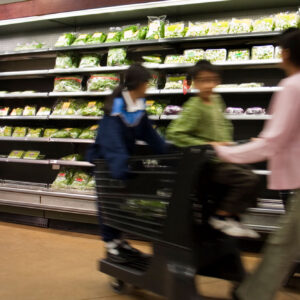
166;60;259;238
88;64;167;264
213;28;300;300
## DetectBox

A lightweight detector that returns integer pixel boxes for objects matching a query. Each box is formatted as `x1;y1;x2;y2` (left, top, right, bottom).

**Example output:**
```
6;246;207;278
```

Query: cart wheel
110;278;126;294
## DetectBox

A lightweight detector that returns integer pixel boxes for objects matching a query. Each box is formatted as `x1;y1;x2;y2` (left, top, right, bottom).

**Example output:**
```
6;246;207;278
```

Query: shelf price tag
52;164;60;170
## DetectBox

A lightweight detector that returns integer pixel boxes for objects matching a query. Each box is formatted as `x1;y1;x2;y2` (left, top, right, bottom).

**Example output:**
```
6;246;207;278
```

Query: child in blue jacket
88;64;167;263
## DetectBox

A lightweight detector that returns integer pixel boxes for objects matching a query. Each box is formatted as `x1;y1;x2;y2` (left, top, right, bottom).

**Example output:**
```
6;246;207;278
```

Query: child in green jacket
166;60;259;238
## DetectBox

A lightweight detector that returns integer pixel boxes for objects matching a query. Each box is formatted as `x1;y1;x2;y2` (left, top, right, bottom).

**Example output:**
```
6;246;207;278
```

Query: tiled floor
0;221;299;300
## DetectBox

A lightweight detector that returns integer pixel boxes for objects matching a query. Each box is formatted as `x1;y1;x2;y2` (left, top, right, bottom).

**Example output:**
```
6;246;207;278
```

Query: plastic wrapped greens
87;74;119;91
72;33;92;45
37;107;51;116
60;154;83;161
23;151;41;160
79;54;101;68
164;55;185;64
10;108;23;116
183;49;205;63
148;72;159;90
81;101;104;116
15;41;44;51
229;18;253;34
227;49;250;61
12;127;27;137
146;101;164;115
0;126;13;137
252;45;274;60
86;177;96;189
52;169;74;189
23;106;37;116
53;76;83;92
275;46;282;59
78;125;98;139
146;15;166;39
107;48;127;66
26;128;43;138
185;22;210;37
164;22;186;38
52;100;80;115
105;28;122;43
205;48;227;63
8;150;25;159
86;32;107;44
142;55;162;64
51;128;82;139
275;12;299;31
55;53;78;69
55;33;76;47
252;17;275;32
43;128;58;138
70;171;90;190
0;107;9;116
121;25;148;41
164;75;186;90
208;20;230;35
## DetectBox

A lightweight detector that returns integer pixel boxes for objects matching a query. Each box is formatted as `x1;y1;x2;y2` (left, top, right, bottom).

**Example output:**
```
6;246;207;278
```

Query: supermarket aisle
0;221;298;300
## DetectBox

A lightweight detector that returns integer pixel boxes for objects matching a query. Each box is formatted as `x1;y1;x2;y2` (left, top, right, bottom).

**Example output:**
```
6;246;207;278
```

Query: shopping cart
95;146;245;300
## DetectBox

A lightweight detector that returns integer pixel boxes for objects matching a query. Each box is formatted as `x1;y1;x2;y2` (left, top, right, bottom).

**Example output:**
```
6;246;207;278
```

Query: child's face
136;82;148;97
193;70;221;98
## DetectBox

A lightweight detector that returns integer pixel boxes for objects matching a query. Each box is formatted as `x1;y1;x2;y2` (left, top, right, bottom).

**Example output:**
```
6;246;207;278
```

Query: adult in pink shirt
214;29;300;300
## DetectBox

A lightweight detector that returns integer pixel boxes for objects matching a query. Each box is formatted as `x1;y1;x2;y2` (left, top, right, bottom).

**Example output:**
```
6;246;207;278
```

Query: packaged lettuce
146;15;166;39
81;101;104;116
107;48;127;66
60;154;83;161
23;106;37;116
15;41;44;51
142;55;162;64
229;18;253;34
164;75;186;90
12;127;27;137
51;128;71;138
55;33;76;47
52;100;78;115
43;128;58;138
148;72;159;90
252;45;274;60
79;54;101;68
87;74;119;91
70;171;90;190
55;53;78;69
69;128;82;138
86;32;107;44
208;20;230;35
183;49;205;63
8;150;25;159
10;108;23;116
228;49;250;61
52;169;74;189
185;22;210;37
0;107;9;116
275;12;299;31
205;48;227;63
275;46;282;59
105;28;122;43
78;125;98;139
164;55;185;64
86;176;96;189
164;22;186;38
252;17;275;32
2;126;13;137
53;76;83;92
72;33;92;45
26;128;43;138
37;107;51;116
23;151;40;160
146;101;164;115
121;25;140;41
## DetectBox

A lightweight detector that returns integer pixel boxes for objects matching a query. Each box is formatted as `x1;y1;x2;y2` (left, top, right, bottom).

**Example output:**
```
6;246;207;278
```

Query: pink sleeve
215;84;300;164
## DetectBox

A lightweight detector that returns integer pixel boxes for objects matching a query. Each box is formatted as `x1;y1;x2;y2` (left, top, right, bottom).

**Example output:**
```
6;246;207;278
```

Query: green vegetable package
53;76;83;92
87;74;119;91
55;53;78;69
72;33;92;45
146;15;166;39
55;33;76;47
164;22;186;38
107;48;127;66
86;32;107;44
79;54;101;68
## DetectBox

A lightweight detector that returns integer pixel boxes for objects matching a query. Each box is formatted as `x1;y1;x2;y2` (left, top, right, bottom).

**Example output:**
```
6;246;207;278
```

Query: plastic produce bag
2;126;13;136
87;74;119;91
252;45;274;60
51;128;71;138
105;28;122;43
205;48;227;63
10;108;23;116
27;128;43;138
37;107;51;116
23;106;37;116
52;100;80;115
8;150;25;159
229;18;253;34
53;76;83;92
164;75;186;90
164;21;186;38
164;55;185;64
107;48;127;66
146;101;164;115
72;33;92;45
55;33;76;47
275;46;282;59
121;25;144;41
43;128;58;138
55;53;78;69
12;127;27;137
142;55;162;64
0;107;9;116
86;177;96;189
228;49;250;61
52;169;74;189
60;154;83;161
148;72;159;90
252;17;275;32
185;22;210;37
183;49;205;63
78;125;98;139
81;101;104;116
208;20;230;35
86;32;107;44
70;171;90;190
15;41;44;51
146;15;166;39
275;12;299;31
79;54;101;68
23;151;41;160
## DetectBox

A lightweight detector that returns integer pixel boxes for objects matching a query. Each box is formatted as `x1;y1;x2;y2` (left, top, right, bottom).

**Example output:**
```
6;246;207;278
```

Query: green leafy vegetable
60;154;83;161
86;32;107;44
23;151;41;160
252;45;274;60
252;17;275;32
146;101;165;115
15;41;44;51
53;76;83;92
0;126;13;137
87;74;119;91
55;53;78;69
8;150;25;159
10;108;23;116
37;107;51;116
86;177;96;189
208;20;230;35
142;55;162;64
105;29;122;43
27;128;43;138
229;18;253;34
107;48;127;66
52;169;74;188
79;54;101;68
164;75;186;90
205;48;227;63
146;15;166;39
23;106;37;116
69;171;90;190
12;127;27;137
227;49;250;61
275;12;300;31
55;33;76;47
43;129;58;138
72;33;92;45
0;107;9;116
164;22;186;38
164;55;185;64
185;22;210;37
81;101;104;116
183;49;205;63
78;125;98;139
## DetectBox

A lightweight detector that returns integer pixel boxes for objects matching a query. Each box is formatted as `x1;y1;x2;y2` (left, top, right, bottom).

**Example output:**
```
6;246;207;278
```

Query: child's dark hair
104;64;151;114
187;60;221;85
279;28;300;67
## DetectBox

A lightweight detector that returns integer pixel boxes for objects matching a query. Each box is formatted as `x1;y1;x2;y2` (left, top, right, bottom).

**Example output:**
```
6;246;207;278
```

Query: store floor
0;221;299;300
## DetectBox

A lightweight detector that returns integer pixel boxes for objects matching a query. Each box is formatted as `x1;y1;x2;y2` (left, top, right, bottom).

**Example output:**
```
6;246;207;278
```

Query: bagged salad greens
51;128;82;139
164;55;185;64
185;22;210;37
53;76;83;92
23;151;41;160
52;100;78;115
252;45;274;60
205;48;227;63
72;33;92;45
52;169;74;189
87;74;119;91
229;18;253;34
43;128;58;138
78;125;98;139
146;15;166;39
164;75;186;90
164;22;186;38
69;170;90;190
12;127;27;137
146;101;165;115
121;25;148;41
60;154;83;161
79;54;101;68
183;49;205;63
148;72;159;90
55;53;78;69
8;150;25;159
142;55;162;64
228;49;250;61
252;17;275;32
86;32;107;44
81;101;104;116
15;41;44;51
55;33;76;47
23;106;37;116
86;176;96;189
0;107;9;116
37;107;51;116
105;28;122;43
208;20;230;35
1;126;13;137
275;12;299;31
107;48;127;66
10;108;23;116
275;46;282;59
26;128;43;138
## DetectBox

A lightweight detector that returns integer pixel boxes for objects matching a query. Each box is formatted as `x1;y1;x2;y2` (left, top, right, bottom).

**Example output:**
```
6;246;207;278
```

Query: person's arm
215;85;300;164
